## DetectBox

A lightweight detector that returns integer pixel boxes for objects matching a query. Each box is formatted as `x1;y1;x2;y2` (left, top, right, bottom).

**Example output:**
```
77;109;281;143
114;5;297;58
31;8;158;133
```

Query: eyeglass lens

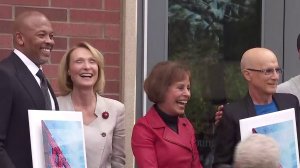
265;68;282;75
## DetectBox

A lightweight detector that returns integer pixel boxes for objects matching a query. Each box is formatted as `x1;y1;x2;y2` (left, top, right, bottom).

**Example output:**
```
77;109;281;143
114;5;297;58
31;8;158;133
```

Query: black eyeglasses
246;68;283;75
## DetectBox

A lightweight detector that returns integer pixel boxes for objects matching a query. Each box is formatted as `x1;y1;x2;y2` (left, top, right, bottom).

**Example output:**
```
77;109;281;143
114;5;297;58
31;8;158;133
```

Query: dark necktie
36;69;52;110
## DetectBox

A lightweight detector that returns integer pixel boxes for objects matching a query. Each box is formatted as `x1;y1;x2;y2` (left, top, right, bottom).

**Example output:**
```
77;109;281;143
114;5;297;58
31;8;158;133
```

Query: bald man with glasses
215;35;300;122
212;47;300;168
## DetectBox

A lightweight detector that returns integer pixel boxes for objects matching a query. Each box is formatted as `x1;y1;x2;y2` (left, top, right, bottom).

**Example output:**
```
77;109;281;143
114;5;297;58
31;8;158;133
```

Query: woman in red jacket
131;61;203;168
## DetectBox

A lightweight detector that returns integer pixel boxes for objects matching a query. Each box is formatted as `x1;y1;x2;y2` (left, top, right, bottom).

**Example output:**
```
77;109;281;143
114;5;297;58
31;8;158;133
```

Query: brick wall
0;0;123;101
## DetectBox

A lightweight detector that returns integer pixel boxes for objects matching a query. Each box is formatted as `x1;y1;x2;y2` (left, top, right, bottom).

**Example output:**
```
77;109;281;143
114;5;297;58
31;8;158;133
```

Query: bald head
241;48;280;102
14;11;49;33
12;10;54;66
240;48;278;71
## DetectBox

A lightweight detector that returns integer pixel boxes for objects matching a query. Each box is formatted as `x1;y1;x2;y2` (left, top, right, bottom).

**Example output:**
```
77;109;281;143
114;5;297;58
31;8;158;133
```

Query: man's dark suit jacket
0;52;59;168
213;93;300;168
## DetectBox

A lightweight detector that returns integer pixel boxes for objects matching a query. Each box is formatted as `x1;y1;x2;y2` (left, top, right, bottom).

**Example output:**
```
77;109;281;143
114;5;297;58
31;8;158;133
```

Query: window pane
168;0;261;166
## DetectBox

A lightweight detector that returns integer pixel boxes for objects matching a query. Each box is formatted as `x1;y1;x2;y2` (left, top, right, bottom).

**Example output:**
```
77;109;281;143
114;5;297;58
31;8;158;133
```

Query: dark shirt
155;104;179;133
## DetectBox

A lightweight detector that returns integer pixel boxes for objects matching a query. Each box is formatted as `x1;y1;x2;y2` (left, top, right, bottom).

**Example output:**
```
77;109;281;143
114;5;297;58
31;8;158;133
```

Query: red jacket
131;106;203;168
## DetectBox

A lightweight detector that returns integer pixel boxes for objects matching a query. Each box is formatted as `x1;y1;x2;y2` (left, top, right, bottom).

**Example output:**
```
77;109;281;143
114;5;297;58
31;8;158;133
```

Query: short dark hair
144;61;191;103
297;33;300;51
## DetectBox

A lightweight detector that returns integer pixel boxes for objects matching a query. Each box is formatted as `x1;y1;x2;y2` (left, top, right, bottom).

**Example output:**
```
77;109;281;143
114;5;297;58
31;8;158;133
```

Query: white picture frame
240;108;299;168
28;110;87;168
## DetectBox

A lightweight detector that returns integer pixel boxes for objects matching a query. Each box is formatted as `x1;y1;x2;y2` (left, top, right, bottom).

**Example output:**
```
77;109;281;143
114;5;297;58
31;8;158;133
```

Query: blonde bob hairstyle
144;61;191;103
58;41;105;95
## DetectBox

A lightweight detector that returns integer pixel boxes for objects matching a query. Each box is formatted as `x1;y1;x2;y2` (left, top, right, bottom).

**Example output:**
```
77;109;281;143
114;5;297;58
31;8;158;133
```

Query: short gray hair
233;134;280;168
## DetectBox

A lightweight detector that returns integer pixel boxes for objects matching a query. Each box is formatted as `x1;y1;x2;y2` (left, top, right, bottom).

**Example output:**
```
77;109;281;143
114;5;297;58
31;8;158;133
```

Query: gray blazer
57;93;125;168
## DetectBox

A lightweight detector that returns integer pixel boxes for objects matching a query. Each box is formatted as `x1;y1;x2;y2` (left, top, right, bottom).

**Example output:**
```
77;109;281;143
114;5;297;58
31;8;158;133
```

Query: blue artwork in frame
254;120;298;168
42;120;86;168
240;108;300;168
28;110;87;168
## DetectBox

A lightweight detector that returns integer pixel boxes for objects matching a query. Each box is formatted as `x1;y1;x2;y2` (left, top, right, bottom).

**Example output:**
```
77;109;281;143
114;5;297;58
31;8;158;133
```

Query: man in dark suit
213;48;300;168
0;11;59;167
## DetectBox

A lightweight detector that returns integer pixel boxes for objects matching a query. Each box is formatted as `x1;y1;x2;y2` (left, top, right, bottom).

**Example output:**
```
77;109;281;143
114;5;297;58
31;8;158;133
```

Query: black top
155;104;178;133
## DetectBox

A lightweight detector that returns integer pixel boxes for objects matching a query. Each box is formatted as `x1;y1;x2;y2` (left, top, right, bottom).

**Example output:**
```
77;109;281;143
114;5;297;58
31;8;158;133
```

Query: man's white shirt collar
14;49;40;76
13;49;55;110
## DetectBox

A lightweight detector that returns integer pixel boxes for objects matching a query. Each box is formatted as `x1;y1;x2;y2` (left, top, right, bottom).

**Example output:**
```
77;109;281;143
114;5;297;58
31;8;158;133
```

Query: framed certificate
28;110;87;168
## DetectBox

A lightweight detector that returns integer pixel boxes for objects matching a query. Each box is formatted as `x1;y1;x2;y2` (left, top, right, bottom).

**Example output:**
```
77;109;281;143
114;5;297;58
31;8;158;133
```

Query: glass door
168;0;261;166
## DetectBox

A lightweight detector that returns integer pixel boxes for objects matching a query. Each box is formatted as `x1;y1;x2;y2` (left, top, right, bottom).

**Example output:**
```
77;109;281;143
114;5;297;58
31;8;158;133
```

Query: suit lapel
95;94;106;117
12;54;45;109
94;94;112;132
146;107;193;151
273;93;290;110
244;93;257;117
163;118;192;151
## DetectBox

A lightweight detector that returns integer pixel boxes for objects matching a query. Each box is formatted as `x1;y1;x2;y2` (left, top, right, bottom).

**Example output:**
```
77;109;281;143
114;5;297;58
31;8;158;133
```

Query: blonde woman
57;41;125;168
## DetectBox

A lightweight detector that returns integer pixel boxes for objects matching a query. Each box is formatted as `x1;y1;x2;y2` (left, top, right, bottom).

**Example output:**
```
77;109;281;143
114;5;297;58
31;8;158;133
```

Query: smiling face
248;62;280;96
68;47;99;90
14;12;54;66
242;48;280;102
157;74;191;116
